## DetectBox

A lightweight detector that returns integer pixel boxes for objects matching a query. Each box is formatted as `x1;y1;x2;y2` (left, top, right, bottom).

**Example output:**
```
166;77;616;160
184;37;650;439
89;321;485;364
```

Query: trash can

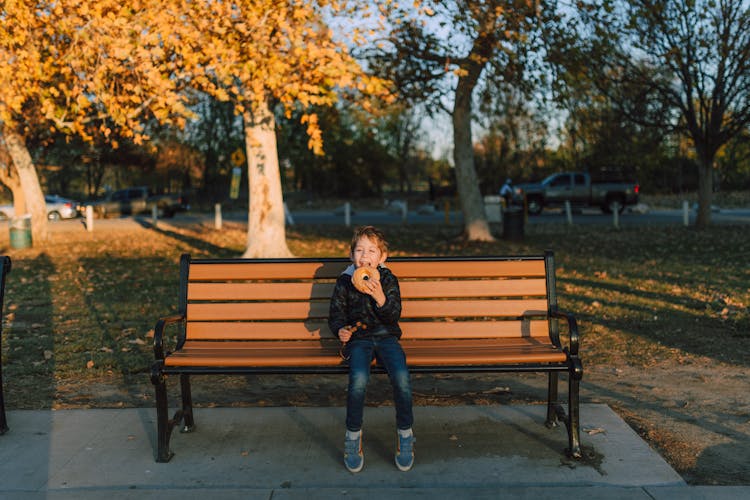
502;207;524;241
9;214;32;249
483;195;502;223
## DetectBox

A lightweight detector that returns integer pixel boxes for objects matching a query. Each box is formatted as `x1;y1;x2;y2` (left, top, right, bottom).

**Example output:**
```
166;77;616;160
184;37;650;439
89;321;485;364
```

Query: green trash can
502;208;524;241
9;215;32;249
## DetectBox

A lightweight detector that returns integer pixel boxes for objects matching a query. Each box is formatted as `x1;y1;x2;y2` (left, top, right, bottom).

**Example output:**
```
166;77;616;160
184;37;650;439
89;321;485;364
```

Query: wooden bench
0;256;12;435
150;252;583;462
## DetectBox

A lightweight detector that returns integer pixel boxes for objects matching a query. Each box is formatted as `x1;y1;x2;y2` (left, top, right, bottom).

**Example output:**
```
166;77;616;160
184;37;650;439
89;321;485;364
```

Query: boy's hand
338;322;366;343
338;326;353;343
361;277;386;307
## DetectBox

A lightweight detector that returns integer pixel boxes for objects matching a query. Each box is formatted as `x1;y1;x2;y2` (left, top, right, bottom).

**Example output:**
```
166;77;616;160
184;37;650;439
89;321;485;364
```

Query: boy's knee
392;371;411;392
349;371;369;391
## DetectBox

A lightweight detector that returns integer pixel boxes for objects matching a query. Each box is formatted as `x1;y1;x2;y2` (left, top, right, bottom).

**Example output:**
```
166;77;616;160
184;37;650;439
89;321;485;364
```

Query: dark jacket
328;265;402;339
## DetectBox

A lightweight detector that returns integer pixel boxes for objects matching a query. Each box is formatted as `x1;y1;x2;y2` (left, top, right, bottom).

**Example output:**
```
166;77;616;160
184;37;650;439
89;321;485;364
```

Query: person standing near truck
500;178;514;207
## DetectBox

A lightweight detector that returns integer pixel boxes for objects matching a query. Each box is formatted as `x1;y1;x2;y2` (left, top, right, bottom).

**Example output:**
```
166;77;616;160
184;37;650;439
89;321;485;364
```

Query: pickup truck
88;186;185;218
515;172;639;215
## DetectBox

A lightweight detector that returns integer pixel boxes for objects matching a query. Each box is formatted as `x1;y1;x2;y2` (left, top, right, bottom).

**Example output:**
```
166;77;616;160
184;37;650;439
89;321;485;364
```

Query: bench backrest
178;252;559;345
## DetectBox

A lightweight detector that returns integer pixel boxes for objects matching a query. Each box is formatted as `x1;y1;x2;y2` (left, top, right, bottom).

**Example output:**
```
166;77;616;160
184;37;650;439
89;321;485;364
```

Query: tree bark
0;151;26;215
695;160;713;229
453;73;495;242
3;131;48;242
241;100;294;258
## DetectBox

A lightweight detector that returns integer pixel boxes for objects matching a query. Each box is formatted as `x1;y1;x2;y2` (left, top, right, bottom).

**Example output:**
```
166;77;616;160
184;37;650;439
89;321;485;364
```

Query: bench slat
187;259;546;281
184;319;551;340
399;279;546;298
189;282;336;301
187;279;547;301
389;260;545;279
186;298;549;321
164;339;565;367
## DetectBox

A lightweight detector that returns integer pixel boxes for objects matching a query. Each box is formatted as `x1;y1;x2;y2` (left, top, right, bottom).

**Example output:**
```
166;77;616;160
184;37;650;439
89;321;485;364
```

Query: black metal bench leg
567;359;583;458
567;376;582;457
179;374;195;433
154;375;174;462
545;372;559;428
151;363;175;463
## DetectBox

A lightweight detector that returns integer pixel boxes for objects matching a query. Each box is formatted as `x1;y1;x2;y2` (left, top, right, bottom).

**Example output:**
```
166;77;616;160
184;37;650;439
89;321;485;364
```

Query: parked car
515;172;640;215
44;195;80;220
0;194;79;221
87;186;186;218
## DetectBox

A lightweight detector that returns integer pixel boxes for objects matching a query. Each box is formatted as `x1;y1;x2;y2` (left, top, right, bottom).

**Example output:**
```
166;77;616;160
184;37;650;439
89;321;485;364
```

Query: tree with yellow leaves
2;1;384;253
0;1;193;243
170;0;388;257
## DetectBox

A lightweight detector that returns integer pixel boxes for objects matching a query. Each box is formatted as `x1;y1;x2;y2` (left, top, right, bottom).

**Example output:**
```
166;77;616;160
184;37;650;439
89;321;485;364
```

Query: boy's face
351;236;387;269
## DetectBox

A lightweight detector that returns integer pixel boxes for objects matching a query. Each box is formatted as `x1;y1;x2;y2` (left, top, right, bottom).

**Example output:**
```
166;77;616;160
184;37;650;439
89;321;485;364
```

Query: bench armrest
550;308;580;356
153;314;185;360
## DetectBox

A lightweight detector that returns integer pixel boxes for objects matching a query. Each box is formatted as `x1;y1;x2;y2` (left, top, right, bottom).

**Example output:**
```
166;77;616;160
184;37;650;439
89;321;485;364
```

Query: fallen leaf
483;386;510;394
583;427;606;435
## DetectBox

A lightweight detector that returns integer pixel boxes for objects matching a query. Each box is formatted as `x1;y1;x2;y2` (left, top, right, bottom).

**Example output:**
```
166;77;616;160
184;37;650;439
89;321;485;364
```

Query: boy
328;226;415;473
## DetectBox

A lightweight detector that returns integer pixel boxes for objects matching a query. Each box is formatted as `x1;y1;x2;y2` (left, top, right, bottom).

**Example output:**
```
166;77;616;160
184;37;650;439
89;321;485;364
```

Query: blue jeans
344;335;414;432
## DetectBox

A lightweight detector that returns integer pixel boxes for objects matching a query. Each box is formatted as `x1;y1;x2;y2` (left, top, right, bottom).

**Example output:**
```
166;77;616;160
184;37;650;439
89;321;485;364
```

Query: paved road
285;207;750;227
42;204;750;234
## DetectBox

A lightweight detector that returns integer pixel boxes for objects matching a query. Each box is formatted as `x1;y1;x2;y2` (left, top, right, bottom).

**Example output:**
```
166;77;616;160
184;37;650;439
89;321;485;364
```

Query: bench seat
164;338;567;368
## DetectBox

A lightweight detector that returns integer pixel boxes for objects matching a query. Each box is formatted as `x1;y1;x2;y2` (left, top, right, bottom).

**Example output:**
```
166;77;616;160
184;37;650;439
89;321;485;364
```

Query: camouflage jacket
328;265;402;340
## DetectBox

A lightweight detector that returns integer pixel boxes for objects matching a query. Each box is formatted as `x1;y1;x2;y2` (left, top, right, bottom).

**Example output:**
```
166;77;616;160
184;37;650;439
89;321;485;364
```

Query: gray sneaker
395;432;415;471
344;432;364;473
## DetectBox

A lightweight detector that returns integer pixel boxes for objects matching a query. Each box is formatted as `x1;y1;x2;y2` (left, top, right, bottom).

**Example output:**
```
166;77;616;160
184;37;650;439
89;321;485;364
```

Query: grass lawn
2;219;747;409
3;217;750;485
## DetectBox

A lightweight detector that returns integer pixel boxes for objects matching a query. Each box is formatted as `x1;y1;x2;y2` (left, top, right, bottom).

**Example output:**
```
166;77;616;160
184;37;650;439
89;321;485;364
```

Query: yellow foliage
1;0;389;155
168;0;390;154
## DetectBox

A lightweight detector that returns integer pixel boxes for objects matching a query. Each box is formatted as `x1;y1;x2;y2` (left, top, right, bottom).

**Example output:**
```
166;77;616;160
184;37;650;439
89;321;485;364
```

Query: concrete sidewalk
0;404;746;499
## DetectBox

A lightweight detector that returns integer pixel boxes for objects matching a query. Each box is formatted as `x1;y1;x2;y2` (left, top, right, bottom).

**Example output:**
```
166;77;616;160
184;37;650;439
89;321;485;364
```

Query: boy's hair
350;225;389;255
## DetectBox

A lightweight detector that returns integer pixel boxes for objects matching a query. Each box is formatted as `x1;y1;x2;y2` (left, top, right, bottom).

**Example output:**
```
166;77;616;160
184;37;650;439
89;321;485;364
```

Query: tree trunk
453;76;495;242
0;158;26;215
695;159;713;229
3;131;48;242
241;101;294;258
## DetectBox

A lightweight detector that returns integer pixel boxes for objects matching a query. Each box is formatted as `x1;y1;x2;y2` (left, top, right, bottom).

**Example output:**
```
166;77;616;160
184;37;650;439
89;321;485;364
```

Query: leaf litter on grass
1;221;749;483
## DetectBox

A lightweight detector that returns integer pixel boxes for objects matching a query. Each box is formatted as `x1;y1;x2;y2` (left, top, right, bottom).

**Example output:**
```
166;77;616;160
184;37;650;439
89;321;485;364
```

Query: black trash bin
502;207;524;240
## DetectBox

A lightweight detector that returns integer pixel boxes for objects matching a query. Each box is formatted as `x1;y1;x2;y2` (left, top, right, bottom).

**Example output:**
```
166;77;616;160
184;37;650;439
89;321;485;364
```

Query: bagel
352;266;380;294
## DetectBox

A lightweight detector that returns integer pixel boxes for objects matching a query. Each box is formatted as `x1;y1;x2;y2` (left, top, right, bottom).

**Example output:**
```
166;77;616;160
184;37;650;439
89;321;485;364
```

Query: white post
344;202;351;227
215;203;222;230
565;201;573;225
85;205;94;232
613;202;620;229
682;200;689;227
284;202;295;225
401;200;408;222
